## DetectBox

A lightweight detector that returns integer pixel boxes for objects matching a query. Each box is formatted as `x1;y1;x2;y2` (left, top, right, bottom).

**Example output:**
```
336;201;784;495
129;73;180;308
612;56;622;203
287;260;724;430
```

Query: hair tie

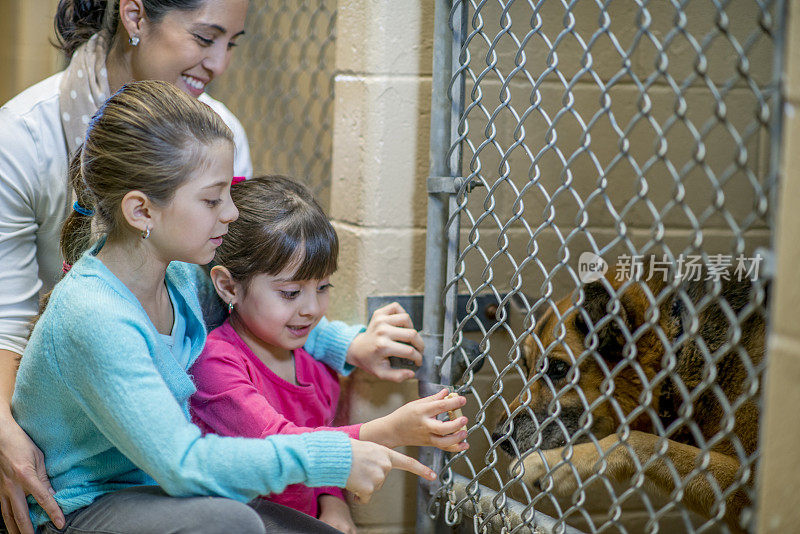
72;201;94;216
62;261;72;274
232;176;246;185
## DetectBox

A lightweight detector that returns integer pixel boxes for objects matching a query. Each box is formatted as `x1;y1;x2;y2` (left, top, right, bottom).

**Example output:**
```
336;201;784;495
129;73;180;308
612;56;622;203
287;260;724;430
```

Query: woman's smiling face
128;0;248;97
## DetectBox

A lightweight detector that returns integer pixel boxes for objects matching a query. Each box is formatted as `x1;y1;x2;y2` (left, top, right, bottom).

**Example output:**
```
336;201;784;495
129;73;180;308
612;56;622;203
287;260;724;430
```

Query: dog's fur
492;264;766;531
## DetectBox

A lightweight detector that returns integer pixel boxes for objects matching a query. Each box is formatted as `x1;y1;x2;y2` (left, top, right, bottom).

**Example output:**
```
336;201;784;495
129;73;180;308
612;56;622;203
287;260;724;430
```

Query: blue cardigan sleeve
304;317;365;375
50;297;352;500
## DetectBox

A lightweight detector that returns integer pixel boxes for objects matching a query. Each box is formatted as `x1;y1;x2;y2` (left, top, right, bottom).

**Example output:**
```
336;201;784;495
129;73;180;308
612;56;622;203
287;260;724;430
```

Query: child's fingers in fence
427;388;451;401
427;417;469;437
417;390;466;417
429;432;470;453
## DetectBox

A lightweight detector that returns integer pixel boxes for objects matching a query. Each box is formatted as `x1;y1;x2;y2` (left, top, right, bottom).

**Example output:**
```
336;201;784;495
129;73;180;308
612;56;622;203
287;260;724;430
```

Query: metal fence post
417;0;466;532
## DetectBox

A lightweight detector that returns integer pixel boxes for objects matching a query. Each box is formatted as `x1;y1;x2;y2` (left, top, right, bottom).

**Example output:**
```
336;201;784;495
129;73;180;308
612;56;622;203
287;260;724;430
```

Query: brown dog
492;262;766;532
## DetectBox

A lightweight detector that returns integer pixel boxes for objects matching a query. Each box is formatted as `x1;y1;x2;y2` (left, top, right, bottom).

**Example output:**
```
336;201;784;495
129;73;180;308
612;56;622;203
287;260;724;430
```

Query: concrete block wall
327;1;434;531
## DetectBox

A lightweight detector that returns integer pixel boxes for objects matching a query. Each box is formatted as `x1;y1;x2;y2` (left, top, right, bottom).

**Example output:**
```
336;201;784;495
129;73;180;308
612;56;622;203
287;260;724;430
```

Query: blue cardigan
12;247;359;527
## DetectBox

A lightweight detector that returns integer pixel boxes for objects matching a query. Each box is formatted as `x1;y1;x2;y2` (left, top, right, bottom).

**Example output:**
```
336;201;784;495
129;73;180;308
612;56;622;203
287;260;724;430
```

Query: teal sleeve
51;300;352;500
304;317;366;375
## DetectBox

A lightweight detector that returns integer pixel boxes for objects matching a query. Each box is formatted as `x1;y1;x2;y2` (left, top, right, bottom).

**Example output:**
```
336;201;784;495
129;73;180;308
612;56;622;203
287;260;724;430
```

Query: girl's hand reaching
346;439;436;504
359;389;469;452
345;302;423;382
318;494;357;534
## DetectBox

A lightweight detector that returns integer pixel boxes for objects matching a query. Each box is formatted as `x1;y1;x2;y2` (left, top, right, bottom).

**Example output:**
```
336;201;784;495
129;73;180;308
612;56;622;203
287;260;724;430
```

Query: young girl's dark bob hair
215;175;338;288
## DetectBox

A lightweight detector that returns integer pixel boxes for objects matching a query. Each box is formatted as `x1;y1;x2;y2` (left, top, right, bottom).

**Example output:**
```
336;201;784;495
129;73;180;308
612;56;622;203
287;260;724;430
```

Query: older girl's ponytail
33;147;94;332
60;146;97;268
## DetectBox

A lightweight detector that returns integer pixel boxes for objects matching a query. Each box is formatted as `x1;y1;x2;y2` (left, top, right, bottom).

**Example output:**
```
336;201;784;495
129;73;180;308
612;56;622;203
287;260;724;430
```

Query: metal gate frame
418;2;577;532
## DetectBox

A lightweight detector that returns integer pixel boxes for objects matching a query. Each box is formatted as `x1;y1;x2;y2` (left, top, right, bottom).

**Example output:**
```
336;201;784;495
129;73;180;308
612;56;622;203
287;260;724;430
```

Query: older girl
11;80;433;534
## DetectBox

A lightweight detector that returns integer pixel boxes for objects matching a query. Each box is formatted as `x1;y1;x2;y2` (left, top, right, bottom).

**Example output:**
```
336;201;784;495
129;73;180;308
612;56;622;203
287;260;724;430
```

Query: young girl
190;175;470;533
11;80;435;534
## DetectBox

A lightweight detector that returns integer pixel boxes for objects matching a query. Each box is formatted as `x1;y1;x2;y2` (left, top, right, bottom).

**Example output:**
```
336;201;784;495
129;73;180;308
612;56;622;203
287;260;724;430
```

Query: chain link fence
425;1;786;533
210;0;337;209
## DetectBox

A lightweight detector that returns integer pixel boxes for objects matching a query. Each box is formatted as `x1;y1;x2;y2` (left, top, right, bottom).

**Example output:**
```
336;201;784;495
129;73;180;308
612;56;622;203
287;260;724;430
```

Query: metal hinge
427;176;484;194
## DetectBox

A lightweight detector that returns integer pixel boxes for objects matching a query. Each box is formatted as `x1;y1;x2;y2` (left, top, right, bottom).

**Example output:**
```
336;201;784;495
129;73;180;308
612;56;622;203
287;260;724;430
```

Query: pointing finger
388;450;436;481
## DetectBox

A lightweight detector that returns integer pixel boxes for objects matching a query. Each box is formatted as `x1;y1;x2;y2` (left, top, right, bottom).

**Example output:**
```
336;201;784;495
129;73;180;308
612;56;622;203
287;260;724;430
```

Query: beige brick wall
328;1;434;531
330;0;433;321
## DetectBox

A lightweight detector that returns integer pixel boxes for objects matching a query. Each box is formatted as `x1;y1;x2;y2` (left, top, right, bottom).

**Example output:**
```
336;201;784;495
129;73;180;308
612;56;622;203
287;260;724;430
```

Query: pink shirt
190;320;361;517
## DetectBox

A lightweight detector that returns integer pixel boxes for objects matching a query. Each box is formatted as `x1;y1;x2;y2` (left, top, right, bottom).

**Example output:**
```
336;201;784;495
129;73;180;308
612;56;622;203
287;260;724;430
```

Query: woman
0;2;422;533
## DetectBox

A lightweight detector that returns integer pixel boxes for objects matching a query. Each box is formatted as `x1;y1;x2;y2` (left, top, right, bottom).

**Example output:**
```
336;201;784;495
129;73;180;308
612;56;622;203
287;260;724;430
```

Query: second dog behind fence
491;261;766;533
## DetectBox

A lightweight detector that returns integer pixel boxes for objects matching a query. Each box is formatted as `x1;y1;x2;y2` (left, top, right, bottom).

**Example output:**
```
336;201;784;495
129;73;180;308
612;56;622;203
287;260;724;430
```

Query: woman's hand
318;494;357;534
359;389;469;452
0;415;64;534
345;303;423;382
346;439;435;504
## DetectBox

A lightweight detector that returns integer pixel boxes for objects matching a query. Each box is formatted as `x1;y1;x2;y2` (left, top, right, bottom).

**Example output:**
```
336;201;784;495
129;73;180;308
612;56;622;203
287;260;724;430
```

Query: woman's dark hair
215;175;338;291
54;0;206;58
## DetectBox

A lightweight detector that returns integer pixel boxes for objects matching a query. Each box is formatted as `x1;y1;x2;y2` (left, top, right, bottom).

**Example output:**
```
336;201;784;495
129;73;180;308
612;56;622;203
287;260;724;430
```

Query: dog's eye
545;359;570;382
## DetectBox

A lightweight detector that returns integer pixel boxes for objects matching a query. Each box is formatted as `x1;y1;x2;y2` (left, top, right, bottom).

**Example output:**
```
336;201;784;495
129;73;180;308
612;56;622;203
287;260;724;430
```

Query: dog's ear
574;280;629;362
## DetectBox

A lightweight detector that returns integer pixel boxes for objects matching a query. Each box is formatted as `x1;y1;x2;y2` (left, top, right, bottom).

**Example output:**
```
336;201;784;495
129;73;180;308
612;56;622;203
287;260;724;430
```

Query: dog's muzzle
492;406;591;455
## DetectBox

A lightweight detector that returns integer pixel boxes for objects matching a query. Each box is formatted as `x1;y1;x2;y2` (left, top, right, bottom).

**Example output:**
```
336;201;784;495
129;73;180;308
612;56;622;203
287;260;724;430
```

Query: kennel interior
418;1;786;533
